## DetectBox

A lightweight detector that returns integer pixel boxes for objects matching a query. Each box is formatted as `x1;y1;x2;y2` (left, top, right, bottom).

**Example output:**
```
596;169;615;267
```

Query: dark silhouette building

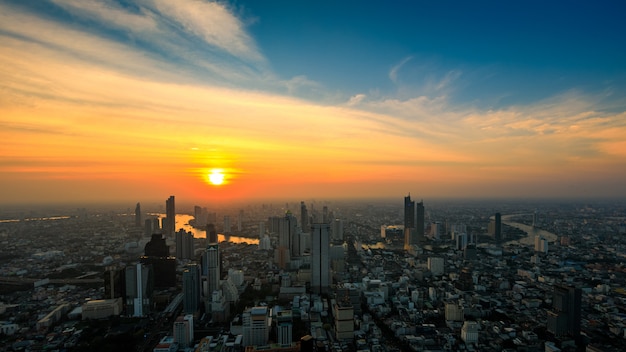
404;194;425;248
164;195;175;237
547;284;582;339
134;202;142;227
495;212;502;241
206;223;217;244
141;234;176;288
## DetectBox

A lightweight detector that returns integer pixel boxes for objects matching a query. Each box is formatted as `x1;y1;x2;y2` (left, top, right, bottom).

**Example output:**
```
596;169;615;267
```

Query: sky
1;0;625;205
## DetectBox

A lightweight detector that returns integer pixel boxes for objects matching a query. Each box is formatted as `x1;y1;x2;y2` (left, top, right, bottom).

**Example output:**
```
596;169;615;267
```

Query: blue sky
237;0;626;108
1;0;626;203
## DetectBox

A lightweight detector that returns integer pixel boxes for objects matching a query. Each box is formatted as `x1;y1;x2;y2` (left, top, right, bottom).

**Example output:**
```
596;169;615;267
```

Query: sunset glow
208;170;226;186
1;1;625;204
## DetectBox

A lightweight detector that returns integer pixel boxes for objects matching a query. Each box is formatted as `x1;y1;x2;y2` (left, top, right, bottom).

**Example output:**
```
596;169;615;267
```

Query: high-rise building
495;212;502;241
276;310;293;345
182;264;201;314
242;306;269;347
331;218;344;241
238;209;244;232
311;223;331;294
416;200;425;242
223;215;231;234
404;194;424;248
547;284;582;338
279;211;300;258
404;194;415;229
202;243;220;298
104;266;125;300
535;236;549;253
259;221;265;238
165;196;175;237
134;202;142;228
206;223;217;244
141;234;176;288
300;201;309;232
175;229;195;260
173;314;194;349
125;263;154;317
334;301;354;340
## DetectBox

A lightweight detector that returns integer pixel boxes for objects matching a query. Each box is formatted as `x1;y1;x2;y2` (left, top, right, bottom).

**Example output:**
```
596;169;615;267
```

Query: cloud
346;94;366;106
389;56;413;84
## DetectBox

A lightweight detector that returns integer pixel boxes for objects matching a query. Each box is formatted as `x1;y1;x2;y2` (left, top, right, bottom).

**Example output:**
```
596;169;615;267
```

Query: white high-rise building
311;223;331;294
242;306;269;347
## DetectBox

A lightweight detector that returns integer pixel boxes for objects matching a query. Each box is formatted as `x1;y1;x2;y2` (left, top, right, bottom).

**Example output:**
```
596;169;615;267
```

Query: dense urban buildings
1;196;625;352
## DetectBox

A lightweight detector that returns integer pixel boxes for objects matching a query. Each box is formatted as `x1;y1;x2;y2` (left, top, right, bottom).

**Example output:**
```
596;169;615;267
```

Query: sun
207;169;225;185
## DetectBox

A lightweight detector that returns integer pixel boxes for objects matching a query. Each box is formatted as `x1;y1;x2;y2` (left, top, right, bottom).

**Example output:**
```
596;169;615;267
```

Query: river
152;213;259;245
502;214;557;245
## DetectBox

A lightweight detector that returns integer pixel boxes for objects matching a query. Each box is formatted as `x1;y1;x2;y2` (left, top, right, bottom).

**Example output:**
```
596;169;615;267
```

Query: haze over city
1;1;625;205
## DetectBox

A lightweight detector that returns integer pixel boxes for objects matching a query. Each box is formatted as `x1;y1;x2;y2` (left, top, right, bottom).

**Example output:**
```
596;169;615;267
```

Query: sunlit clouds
1;1;625;204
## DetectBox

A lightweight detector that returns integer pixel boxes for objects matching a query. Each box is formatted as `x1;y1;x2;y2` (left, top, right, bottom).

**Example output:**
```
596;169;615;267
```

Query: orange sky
1;1;626;205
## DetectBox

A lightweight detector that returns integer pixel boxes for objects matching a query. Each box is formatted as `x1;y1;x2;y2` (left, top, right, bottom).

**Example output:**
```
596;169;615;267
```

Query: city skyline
1;1;625;205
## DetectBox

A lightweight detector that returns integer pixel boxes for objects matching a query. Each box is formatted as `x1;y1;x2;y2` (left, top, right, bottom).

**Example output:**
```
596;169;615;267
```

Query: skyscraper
134;202;142;227
142;234;176;288
125;263;154;317
223;215;231;234
300;201;309;232
202;243;220;297
495;212;502;241
311;223;331;294
547;284;582;338
206;223;217;244
182;264;201;314
404;194;415;229
279;211;299;257
175;229;194;260
416;199;425;242
165;196;175;237
404;194;424;248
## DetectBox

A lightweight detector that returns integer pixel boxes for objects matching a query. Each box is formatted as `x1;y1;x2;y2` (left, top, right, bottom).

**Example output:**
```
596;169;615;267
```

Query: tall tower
203;243;220;297
416;200;425;242
223;216;231;234
125;263;154;317
279;211;299;258
182;264;201;314
134;202;142;227
300;201;309;232
175;229;194;260
311;223;331;294
495;212;502;241
206;223;218;244
165;196;175;237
